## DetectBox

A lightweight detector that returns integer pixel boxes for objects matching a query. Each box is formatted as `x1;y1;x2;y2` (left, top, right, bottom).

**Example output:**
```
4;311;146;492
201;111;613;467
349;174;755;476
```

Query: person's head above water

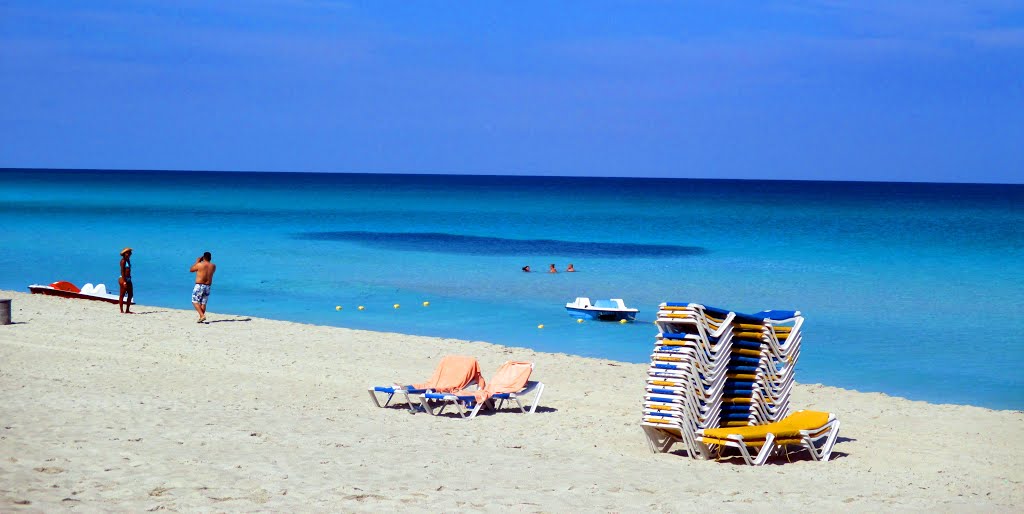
522;265;531;272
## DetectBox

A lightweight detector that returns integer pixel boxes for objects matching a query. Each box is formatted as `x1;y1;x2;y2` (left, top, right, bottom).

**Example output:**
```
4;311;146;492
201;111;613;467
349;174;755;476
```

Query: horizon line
2;166;1021;187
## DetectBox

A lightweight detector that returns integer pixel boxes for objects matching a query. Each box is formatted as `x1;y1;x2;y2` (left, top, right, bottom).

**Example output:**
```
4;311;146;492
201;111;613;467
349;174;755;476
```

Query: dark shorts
191;284;211;305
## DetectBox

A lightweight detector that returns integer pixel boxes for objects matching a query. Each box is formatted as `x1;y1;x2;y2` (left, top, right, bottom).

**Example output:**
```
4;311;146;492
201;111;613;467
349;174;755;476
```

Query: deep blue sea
2;169;1022;410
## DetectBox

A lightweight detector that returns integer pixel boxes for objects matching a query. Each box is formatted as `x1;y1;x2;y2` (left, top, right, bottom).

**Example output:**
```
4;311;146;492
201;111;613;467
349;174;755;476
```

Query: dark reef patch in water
295;231;707;257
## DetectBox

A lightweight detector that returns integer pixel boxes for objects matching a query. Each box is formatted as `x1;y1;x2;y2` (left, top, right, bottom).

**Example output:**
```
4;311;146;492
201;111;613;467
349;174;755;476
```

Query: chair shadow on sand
426;405;559;419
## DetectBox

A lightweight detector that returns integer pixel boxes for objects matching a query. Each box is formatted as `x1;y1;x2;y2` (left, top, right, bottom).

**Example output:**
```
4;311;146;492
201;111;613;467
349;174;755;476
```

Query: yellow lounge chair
695;409;841;465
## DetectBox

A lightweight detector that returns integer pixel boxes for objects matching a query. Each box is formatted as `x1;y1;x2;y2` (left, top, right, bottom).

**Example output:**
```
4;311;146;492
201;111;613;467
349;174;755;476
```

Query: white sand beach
1;290;1021;512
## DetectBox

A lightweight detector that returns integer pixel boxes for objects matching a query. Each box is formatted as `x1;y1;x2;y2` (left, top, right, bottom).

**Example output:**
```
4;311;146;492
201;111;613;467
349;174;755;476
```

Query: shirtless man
189;251;216;323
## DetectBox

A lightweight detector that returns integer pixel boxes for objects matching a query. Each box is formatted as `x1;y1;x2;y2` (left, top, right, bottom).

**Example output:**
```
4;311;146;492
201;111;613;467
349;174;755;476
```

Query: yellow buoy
576;318;584;323
335;306;342;311
422;301;430;307
358;306;365;310
393;304;400;309
537;324;544;329
619;319;628;324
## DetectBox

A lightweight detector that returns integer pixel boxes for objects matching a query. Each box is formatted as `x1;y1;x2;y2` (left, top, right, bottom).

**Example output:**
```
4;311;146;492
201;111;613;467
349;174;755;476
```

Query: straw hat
120;247;133;256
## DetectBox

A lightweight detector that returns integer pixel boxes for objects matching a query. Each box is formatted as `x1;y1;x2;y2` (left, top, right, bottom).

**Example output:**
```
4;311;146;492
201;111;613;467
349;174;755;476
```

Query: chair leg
818;420;841;461
510;397;526;413
528;383;545;413
690;439;712;460
397;391;413;411
415;394;435;415
733;433;775;466
437;400;455;416
368;390;384;408
642;426;675;453
683;430;710;460
458;399;484;418
467;401;485;419
806;421;841;461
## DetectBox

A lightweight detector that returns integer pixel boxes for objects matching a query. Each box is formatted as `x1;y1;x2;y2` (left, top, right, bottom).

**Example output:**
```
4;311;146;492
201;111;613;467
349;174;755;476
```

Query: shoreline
1;289;1022;511
6;288;1011;412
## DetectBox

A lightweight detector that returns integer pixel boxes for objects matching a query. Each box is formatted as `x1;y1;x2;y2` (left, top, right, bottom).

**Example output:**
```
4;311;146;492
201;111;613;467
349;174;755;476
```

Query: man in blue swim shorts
189;251;216;323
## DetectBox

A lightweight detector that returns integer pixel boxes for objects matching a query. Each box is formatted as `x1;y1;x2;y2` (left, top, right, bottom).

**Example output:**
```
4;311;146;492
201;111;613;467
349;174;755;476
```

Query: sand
0;290;1021;512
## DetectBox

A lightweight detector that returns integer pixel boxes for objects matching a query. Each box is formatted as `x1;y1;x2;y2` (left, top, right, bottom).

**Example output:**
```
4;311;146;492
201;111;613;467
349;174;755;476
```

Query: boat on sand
28;281;131;304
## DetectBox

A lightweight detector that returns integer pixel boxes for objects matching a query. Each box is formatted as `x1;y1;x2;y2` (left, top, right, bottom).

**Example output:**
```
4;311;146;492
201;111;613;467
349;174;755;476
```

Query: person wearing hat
118;247;133;314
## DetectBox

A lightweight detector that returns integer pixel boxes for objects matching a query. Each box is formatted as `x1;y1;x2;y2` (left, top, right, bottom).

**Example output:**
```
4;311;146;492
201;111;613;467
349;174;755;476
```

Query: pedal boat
28;281;131;304
565;297;638;321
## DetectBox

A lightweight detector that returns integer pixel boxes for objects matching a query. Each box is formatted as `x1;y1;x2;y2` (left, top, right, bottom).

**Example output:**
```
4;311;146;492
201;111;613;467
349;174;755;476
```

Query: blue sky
1;1;1022;183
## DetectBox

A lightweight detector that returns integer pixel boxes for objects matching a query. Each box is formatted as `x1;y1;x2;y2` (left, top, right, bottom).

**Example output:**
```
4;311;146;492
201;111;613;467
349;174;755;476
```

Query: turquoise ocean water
2;169;1022;410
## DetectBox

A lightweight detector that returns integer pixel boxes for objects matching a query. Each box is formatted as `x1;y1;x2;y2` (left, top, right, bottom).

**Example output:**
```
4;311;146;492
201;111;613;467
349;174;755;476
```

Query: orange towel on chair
457;361;533;403
412;355;486;393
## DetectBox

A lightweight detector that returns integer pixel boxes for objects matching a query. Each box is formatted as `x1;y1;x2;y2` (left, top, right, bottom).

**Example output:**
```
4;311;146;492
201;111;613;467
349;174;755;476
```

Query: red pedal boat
28;281;133;305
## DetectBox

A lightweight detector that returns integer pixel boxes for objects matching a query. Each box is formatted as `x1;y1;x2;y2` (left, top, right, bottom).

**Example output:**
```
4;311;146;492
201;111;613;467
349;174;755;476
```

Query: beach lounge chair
695;410;841;465
368;355;485;412
643;301;809;459
417;361;545;419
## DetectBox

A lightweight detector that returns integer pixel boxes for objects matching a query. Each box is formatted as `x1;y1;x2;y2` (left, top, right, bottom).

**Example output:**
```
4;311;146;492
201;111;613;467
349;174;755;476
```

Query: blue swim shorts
191;283;211;305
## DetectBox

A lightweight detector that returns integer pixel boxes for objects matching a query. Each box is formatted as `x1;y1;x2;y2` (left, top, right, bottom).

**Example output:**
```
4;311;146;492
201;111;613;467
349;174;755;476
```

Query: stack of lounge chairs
368;356;545;420
642;302;839;465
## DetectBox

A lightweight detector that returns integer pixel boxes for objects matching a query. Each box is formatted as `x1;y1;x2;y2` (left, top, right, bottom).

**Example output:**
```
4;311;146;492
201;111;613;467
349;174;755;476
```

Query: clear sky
1;1;1022;183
